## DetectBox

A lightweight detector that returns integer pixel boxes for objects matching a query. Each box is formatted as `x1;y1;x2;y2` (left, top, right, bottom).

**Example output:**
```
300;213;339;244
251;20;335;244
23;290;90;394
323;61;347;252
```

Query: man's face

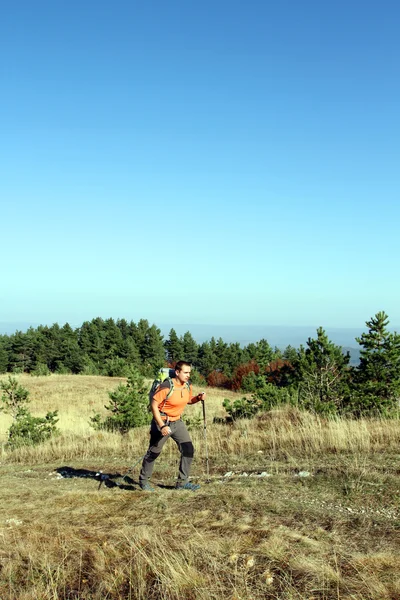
176;366;191;384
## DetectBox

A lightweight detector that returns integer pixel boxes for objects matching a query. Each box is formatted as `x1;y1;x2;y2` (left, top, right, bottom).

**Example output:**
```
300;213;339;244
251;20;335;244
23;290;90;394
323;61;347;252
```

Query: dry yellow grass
0;374;399;599
0;374;229;440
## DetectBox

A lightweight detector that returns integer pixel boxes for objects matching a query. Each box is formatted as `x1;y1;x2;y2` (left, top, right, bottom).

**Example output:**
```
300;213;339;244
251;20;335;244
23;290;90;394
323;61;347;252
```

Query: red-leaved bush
230;360;260;391
265;359;293;386
206;370;230;388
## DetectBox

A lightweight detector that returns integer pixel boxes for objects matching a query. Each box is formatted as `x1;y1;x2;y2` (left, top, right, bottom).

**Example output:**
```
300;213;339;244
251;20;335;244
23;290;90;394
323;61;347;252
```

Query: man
139;360;206;491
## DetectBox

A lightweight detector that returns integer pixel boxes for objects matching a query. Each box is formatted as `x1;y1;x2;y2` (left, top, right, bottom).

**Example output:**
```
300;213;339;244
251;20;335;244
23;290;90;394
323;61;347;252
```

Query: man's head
175;361;191;384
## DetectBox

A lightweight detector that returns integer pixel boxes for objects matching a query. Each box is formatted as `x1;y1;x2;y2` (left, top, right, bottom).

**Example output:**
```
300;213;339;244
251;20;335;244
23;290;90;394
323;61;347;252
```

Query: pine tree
78;319;106;368
143;324;165;369
58;323;85;373
197;341;218;376
116;318;130;339
254;339;274;368
350;311;400;416
39;324;63;371
0;376;30;418
293;327;351;414
0;376;58;447
215;338;230;374
120;338;141;368
90;370;150;434
9;330;35;372
182;331;198;365
165;328;184;364
0;335;9;373
103;318;125;359
226;342;247;373
133;319;152;363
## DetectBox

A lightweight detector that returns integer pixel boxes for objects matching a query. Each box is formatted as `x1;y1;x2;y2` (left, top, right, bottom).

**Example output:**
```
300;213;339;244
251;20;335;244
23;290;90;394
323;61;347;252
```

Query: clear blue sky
1;0;399;331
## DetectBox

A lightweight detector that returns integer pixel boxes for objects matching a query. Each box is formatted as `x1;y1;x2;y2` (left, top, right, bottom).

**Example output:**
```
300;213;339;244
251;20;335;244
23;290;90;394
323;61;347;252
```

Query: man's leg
139;420;169;488
169;420;195;486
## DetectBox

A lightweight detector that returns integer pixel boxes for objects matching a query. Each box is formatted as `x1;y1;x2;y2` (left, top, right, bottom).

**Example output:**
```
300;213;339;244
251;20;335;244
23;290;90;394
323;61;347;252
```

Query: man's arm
188;391;206;405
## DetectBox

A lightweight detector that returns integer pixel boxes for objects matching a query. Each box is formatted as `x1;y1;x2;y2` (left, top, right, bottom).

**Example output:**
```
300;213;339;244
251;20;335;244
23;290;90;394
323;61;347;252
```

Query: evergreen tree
120;337;141;368
9;330;35;372
283;345;298;363
0;376;58;447
120;321;142;366
245;339;274;367
78;319;106;369
226;342;247;373
103;318;125;359
182;331;198;365
165;328;184;364
132;318;150;362
31;326;49;368
58;323;85;373
293;327;351;414
350;311;400;416
140;323;165;371
38;324;63;371
197;341;218;376
254;339;275;368
90;370;150;434
116;318;130;339
0;335;10;373
215;337;230;374
0;376;30;418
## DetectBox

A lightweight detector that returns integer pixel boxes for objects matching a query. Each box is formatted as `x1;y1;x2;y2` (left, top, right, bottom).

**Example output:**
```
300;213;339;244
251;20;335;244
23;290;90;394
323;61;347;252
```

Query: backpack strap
157;377;174;414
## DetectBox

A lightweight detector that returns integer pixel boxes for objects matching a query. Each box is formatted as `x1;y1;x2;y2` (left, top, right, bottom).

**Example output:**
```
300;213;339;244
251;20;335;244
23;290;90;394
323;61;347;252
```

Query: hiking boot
139;482;155;492
175;481;200;491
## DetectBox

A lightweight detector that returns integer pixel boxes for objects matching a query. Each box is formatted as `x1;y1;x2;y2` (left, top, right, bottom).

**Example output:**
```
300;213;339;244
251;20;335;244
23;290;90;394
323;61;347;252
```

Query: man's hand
160;424;171;436
189;392;206;405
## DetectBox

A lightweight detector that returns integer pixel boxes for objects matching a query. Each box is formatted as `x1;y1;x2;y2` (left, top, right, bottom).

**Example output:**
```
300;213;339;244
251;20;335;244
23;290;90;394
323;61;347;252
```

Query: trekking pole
202;399;210;482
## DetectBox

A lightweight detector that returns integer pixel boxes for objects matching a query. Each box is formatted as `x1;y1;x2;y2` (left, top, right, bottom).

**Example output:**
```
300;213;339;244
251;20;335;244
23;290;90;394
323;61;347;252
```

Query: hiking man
139;361;206;491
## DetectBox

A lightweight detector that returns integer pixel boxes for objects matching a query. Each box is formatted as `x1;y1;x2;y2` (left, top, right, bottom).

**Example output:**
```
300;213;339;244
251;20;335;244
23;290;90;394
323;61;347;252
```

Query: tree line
0;312;399;417
0;316;286;378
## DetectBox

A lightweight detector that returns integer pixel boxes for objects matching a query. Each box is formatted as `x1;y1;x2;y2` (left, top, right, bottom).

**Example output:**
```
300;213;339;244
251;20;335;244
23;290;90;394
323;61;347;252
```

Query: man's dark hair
175;360;191;372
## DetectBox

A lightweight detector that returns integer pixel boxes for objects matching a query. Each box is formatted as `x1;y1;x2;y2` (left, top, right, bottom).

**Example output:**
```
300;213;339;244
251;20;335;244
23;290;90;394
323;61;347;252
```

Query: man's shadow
56;466;138;491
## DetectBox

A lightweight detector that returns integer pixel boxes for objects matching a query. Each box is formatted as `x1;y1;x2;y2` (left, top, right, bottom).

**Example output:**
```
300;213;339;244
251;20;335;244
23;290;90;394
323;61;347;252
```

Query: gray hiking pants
139;419;194;485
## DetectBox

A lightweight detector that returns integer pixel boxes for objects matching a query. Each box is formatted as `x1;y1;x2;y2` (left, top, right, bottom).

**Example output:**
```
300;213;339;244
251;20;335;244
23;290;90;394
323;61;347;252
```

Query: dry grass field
0;374;399;599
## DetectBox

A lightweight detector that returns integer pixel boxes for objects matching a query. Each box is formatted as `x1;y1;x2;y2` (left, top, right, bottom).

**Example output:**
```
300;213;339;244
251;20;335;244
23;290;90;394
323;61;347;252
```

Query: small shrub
81;359;100;375
207;370;229;388
55;364;72;375
265;358;294;387
182;413;203;430
0;376;30;419
222;396;262;420
254;383;292;411
1;376;59;448
102;357;131;377
241;372;267;392
31;362;51;377
90;369;151;434
7;409;59;449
